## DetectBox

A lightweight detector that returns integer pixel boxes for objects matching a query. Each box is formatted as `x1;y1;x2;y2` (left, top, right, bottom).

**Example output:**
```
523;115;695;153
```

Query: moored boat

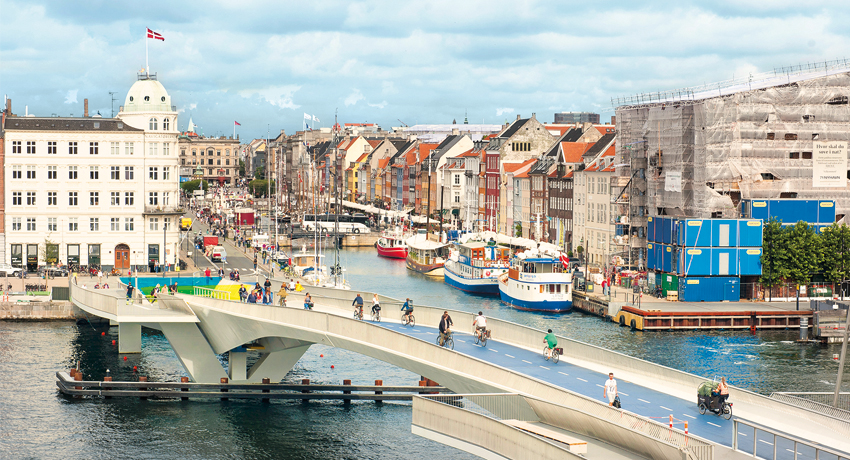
376;227;409;259
498;248;572;312
405;230;448;277
444;240;511;295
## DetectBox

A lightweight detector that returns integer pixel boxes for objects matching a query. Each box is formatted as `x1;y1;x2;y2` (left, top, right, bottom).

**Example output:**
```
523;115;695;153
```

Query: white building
2;73;181;272
440;149;480;230
572;137;617;270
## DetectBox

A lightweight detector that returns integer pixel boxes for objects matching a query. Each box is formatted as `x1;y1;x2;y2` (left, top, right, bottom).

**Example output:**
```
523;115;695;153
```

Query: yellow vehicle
180;218;193;231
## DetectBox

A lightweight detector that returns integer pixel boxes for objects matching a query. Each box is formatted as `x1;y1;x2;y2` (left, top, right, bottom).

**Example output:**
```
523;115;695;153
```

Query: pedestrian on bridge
604;373;618;406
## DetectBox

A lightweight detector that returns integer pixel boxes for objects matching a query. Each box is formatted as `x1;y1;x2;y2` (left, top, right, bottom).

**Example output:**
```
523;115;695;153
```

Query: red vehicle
203;235;219;248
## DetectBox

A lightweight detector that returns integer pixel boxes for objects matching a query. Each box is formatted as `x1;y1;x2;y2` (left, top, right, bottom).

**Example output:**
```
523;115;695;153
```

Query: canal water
1;247;847;459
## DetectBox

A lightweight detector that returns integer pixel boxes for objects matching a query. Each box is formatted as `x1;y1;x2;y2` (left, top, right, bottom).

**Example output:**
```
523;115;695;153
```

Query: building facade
178;134;240;185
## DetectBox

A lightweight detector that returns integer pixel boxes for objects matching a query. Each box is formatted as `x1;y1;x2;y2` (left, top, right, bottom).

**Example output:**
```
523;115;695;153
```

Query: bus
302;214;370;233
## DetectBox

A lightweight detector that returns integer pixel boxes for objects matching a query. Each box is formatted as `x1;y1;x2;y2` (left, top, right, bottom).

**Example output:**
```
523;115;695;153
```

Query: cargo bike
697;381;732;420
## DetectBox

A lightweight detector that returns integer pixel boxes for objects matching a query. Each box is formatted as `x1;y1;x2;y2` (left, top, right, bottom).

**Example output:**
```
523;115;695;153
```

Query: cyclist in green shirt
544;329;558;359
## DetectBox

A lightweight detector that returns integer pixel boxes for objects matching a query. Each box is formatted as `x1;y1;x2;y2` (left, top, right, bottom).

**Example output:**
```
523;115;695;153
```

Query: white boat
444;240;511;295
497;248;572;313
290;249;327;278
405;229;448;277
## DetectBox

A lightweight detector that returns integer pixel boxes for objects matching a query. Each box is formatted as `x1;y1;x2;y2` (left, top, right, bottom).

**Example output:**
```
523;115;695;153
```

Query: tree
40;237;59;266
180;180;208;193
238;159;246;177
249;179;275;198
820;223;850;299
782;221;820;299
254;166;265;180
576;245;584;264
760;218;787;300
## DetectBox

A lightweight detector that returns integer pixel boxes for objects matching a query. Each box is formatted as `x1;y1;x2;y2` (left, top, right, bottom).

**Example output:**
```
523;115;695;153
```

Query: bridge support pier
246;340;311;383
159;323;228;383
228;348;248;381
118;323;141;354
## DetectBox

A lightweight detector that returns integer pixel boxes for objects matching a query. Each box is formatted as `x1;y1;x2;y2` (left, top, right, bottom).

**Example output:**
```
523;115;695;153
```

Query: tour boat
405;230;448;277
444;240;511;295
376;227;409;259
498;249;573;312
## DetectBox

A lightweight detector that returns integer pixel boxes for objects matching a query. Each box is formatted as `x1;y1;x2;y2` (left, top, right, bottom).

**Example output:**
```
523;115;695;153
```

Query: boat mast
333;110;340;286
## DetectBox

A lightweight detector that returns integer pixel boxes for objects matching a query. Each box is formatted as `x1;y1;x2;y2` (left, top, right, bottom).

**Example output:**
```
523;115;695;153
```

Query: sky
1;0;849;141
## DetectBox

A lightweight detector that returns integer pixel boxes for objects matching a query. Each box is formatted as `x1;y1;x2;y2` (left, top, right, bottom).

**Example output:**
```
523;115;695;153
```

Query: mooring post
262;378;271;403
74;371;83;398
180;376;189;401
375;379;383;405
103;376;113;399
69;368;77;379
301;378;310;403
220;377;229;401
343;379;352;404
138;376;148;400
418;379;426;395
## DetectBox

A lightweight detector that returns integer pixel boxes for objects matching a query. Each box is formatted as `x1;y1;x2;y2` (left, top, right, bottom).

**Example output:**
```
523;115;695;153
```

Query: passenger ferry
290;249;327;278
375;227;409;259
498;248;573;312
444;240;511;295
405;230;448;277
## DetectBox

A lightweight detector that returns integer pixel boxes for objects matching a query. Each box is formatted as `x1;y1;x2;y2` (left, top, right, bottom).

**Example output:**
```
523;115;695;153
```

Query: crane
397;119;409;127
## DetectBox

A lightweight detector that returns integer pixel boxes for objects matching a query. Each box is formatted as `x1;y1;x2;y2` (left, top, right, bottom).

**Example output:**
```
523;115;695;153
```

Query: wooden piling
220;377;229;401
181;377;189;401
103;376;113;399
375;379;383;405
138;376;148;400
262;378;271;403
301;378;310;403
343;379;352;404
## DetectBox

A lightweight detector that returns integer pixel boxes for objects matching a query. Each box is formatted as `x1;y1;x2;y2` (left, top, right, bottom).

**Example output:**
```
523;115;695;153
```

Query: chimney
451;128;459;136
611;116;616;125
531;113;536;120
5;98;10;115
84;99;89;117
516;114;521;121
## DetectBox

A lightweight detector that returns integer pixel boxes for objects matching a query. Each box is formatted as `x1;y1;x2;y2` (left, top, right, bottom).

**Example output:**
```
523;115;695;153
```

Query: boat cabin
458;242;511;267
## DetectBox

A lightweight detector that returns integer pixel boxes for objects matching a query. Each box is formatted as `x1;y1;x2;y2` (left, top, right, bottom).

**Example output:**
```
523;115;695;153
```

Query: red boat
376;229;409;259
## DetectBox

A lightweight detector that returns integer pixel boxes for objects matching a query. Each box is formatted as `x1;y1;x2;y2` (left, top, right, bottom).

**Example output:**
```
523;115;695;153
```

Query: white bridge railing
733;419;850;460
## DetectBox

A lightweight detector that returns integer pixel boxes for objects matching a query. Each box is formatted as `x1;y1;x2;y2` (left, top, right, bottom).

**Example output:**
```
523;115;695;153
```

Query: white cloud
238;85;301;110
496;107;514;116
381;81;397;95
345;88;364;106
64;89;78;104
368;100;387;109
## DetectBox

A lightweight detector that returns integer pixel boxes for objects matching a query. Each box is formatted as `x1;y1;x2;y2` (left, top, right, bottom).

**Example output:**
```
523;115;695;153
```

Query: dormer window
149;117;158;130
129;96;134;102
161;96;166;102
144;96;150;102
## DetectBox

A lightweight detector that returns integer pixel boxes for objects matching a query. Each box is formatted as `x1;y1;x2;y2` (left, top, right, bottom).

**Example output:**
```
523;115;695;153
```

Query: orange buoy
112;340;116;345
133;366;138;371
331;365;335;369
123;356;128;361
320;354;324;358
750;325;756;332
101;332;106;336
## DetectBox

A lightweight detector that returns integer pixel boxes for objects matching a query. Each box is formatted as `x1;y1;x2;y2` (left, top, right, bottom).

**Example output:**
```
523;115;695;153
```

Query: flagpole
233;122;236;140
145;28;149;75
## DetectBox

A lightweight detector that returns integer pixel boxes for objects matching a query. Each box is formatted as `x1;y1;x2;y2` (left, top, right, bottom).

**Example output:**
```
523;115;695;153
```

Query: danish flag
146;28;165;41
559;253;570;269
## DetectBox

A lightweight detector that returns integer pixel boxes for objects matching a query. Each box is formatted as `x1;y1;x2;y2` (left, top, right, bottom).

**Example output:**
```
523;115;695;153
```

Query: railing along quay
56;371;452;402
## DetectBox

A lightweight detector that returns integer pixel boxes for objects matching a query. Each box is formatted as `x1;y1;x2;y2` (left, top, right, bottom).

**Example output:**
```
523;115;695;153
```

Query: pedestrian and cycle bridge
69;281;850;460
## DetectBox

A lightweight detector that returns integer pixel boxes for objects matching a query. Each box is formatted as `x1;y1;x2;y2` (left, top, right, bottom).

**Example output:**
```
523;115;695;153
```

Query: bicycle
474;328;490;347
401;311;415;327
370;307;381;322
353;307;363;321
699;396;732;420
436;331;454;350
543;346;561;364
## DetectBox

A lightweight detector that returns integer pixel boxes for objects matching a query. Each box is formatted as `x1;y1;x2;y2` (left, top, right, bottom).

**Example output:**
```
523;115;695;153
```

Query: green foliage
238;159;246;176
254;166;265;180
567;250;574;257
782;221;819;286
514;223;522;237
249;179;275;197
760;218;787;289
180;180;208;193
819;223;850;288
575;246;584;254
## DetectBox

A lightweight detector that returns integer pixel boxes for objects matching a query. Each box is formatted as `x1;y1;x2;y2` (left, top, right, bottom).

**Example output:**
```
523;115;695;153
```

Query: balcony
144;206;184;215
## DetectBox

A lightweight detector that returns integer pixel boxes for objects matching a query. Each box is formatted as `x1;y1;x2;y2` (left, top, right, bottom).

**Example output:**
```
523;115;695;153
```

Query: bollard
139;376;148;400
181;376;190;401
262;378;271;403
418;380;426;395
220;377;229;401
74;372;83;398
684;421;688;434
103;376;113;399
800;317;809;341
301;378;311;403
669;415;673;429
69;368;78;379
343;379;352;404
375;380;383;405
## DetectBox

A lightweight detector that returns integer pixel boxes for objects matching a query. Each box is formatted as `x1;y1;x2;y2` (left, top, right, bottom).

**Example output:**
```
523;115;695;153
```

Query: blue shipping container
647;217;656;243
738;247;763;276
749;200;769;221
710;219;738;247
647;243;656;270
711;247;738;276
678;276;741;302
679;247;711;276
661;244;674;273
769;200;819;224
818;200;836;223
738;220;763;247
678;219;712;247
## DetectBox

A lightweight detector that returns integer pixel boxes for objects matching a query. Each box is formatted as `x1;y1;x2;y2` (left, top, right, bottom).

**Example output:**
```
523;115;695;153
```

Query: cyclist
401;298;414;322
472;311;487;340
277;284;288;307
303;292;313;310
371;293;381;317
712;377;729;408
352;293;364;319
439;311;453;346
544;329;558;359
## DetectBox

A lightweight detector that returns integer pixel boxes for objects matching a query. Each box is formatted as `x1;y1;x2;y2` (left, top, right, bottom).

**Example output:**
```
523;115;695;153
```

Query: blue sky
1;0;848;140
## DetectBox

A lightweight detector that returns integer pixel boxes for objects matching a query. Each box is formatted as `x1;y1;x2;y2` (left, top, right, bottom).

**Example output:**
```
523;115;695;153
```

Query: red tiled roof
367;139;381;148
355;152;369;162
378;158;391;169
594;125;616;134
515;170;530;178
561;142;594;163
545;126;573;135
601;144;616;157
585;164;599;172
601;164;616;172
408;143;438;166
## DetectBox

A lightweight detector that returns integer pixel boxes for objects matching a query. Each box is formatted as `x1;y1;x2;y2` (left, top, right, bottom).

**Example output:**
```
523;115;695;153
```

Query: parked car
210;246;227;262
38;265;69;277
0;264;22;277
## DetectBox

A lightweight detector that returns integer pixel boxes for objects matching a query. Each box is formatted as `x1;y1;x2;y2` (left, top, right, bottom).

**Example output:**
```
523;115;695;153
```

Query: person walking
205;268;211;284
603;373;618;406
125;283;135;304
239;285;248;302
97;270;103;285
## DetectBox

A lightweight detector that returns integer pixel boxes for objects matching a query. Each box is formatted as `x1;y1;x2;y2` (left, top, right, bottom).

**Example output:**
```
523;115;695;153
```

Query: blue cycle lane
375;320;756;454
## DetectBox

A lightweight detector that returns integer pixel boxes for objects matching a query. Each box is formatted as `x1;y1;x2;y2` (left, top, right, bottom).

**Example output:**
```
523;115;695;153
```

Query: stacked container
741;199;835;225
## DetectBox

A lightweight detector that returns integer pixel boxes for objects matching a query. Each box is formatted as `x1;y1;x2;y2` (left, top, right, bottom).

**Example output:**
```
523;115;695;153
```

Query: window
226;159;230;165
163;192;170;206
149;192;158;205
69;192;78;206
48;165;57;179
149;218;159;231
163;167;171;180
163;217;171;230
48;141;57;154
125;166;134;180
207;159;213;165
163;143;169;156
90;166;99;180
125;142;134;155
90;191;99;206
90;218;99;232
124;192;134;205
48;218;57;232
69;218;78;232
163;118;170;130
216;159;221;166
26;218;36;231
25;165;35;179
26;141;36;154
124;217;134;231
69;166;78;179
48;192;57;205
12;165;21;179
111;142;120;155
11;218;21;231
226;149;230;156
12;141;21;154
89;142;99;155
110;218;120;231
110;166;120;180
454;192;460;203
26;191;36;206
454;174;460;185
149;142;158;156
192;149;196;156
69;142;78;155
110;192;120;205
12;192;22;206
149;118;158;130
149;167;158;180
